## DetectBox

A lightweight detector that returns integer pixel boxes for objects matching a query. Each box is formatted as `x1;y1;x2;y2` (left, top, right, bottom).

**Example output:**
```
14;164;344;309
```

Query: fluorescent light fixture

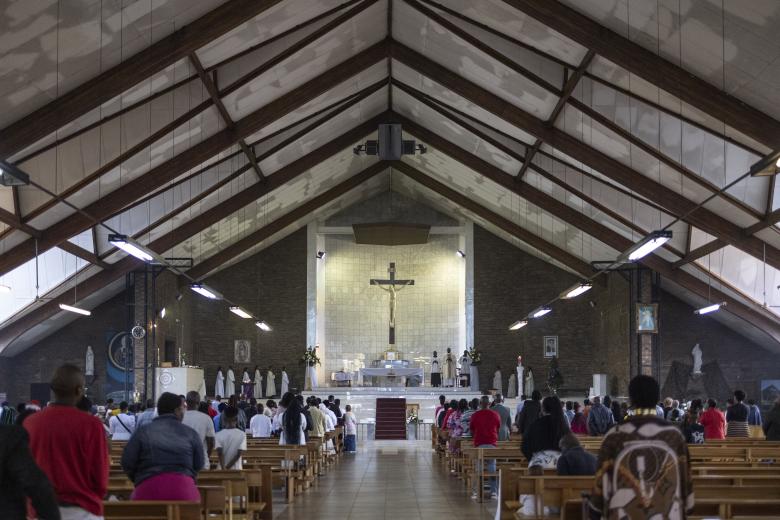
531;306;552;318
59;303;91;316
0;284;11;293
561;282;593;299
316;251;326;259
618;230;672;262
508;319;528;331
255;320;272;331
159;307;166;318
0;161;30;186
456;249;466;258
108;234;154;262
229;306;252;319
190;283;222;300
694;302;726;315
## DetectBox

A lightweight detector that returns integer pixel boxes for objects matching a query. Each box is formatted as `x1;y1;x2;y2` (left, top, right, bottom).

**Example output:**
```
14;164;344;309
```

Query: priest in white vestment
460;352;471;388
493;366;503;395
254;366;263;399
225;367;236;397
281;368;290;395
242;368;252;398
443;348;455;387
266;368;276;397
215;367;225;398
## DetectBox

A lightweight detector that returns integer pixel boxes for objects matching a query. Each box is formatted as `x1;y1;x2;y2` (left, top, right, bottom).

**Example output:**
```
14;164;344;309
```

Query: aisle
273;440;496;520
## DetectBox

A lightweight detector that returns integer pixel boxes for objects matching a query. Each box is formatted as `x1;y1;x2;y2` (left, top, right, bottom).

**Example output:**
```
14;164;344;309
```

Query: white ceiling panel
394;0;558;120
220;1;387;122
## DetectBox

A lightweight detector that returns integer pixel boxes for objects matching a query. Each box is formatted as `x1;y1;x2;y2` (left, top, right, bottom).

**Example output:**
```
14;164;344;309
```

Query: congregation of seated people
0;363;357;520
433;374;780;518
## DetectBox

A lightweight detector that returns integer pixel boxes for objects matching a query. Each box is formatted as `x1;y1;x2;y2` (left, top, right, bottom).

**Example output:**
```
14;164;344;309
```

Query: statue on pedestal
85;346;94;376
493;365;503;395
516;356;524;398
691;343;703;375
547;357;563;395
524;367;534;398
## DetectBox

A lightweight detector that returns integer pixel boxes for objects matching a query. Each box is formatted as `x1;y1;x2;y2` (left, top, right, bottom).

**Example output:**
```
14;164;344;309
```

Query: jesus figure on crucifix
370;262;414;349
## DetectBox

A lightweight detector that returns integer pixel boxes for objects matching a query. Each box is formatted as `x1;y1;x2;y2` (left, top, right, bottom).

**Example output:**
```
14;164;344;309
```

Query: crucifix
370;262;415;348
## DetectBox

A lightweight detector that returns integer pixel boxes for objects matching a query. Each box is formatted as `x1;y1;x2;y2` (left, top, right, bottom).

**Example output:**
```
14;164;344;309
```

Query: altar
360;367;424;387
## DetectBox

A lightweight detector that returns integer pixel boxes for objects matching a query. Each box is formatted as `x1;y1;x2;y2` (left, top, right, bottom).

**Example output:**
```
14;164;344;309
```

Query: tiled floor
273;440;496;519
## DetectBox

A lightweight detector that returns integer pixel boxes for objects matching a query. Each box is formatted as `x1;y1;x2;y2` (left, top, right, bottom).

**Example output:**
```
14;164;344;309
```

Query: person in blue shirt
213;402;227;433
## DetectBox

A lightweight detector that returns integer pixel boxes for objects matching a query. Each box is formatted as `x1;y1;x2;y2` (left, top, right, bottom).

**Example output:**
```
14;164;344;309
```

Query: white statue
493;366;503;395
253;366;263;399
266;368;276;397
524;367;535;397
516;356;524;398
215;367;225;398
225;367;236;397
281;368;289;395
85;346;94;376
507;373;517;398
691;343;703;375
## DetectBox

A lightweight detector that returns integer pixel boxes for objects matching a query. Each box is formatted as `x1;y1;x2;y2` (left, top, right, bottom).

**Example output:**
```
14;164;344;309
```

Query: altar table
359;367;424;387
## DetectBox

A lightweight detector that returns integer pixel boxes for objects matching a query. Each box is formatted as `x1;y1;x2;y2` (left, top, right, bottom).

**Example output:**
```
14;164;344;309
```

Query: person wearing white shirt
318;402;337;454
215;407;246;469
274;394;307;446
108;401;136;441
343;405;358;454
249;404;272;438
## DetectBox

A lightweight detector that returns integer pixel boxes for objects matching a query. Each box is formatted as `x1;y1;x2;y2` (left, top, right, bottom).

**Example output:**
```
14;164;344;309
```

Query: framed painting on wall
234;339;251;364
636;304;659;333
543;336;558;358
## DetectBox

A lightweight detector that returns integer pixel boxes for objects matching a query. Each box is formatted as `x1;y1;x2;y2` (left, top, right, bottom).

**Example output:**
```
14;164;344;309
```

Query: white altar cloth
360;368;424;377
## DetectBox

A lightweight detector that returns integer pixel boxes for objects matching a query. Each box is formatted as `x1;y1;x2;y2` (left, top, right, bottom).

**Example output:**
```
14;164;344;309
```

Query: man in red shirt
700;398;726;440
469;395;501;499
25;364;108;520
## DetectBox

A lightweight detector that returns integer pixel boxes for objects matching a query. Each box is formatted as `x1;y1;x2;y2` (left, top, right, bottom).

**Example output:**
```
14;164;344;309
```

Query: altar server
281;367;290;395
430;350;441;387
253;365;263;399
443;348;455;387
266;368;276;398
225;366;236;398
215;367;225;398
242;367;252;399
493;366;503;395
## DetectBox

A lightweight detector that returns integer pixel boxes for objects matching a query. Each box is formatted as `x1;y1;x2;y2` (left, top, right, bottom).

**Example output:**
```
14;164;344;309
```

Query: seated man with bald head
24;364;108;520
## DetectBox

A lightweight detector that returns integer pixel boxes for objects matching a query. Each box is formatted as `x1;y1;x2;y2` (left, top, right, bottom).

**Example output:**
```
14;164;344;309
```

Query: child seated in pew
557;433;597;476
216;406;247;470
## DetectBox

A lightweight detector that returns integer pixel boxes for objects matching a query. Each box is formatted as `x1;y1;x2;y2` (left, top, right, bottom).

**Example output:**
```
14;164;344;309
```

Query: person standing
492;366;502;395
343;405;358;454
266;368;276;398
521;396;569;464
443;348;455;387
181;391;215;470
108;401;136;441
587;396;615;436
280;367;290;395
747;398;763;438
726;390;750;438
515;390;542;435
215;367;225;398
306;397;326;438
249;403;272;438
700;399;726;440
570;402;588;435
25;365;108;520
430;352;441;388
276;393;307;446
564;401;575;425
0;424;60;520
121;392;203;501
225;366;236;398
763;397;780;441
588;375;693;519
469;395;500;499
215;407;246;470
135;399;157;431
490;394;512;441
253;366;263;399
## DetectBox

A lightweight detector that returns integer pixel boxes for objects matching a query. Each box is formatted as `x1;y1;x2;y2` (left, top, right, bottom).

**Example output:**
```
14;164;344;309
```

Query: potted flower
468;347;482;365
300;346;321;367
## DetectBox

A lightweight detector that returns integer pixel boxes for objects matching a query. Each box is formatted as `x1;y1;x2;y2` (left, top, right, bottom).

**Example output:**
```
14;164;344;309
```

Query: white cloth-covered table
360;368;424;377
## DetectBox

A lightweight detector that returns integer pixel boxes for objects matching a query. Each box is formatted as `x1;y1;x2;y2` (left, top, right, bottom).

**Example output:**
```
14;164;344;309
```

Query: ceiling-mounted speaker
378;124;402;160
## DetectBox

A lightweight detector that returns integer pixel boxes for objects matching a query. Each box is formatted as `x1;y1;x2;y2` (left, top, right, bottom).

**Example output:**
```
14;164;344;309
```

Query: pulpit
155;367;205;399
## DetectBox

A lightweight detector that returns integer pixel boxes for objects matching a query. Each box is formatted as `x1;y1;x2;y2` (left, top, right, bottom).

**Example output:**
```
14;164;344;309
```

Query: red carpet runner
375;398;407;440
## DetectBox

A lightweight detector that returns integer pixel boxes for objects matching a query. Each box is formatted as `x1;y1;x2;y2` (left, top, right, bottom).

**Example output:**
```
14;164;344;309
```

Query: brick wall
659;290;780;402
473;226;630;396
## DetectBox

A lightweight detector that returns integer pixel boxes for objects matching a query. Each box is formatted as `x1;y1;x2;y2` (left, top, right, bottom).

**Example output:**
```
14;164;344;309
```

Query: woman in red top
699;398;726;440
570;402;588;435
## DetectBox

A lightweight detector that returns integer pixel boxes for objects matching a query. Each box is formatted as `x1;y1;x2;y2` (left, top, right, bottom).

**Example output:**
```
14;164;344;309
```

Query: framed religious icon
636;303;659;333
234;339;251;363
543;336;558;358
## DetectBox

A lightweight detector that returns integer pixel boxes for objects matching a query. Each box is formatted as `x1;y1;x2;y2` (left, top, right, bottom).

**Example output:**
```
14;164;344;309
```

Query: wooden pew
103;501;201;520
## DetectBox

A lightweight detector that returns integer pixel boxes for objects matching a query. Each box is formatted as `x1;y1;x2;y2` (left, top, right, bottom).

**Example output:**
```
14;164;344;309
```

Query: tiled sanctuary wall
319;233;464;376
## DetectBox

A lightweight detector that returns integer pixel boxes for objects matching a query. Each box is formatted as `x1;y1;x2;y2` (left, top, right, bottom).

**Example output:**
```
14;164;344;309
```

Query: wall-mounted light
59;303;91;316
316;251;327;259
508;319;528;331
255;320;272;331
561;282;593;299
694;302;726;315
456;249;466;258
229;306;253;319
159;307;166;318
530;306;552;319
190;283;222;300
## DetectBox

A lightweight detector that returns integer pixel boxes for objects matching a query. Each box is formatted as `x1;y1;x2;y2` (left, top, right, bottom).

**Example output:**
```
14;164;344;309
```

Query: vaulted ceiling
1;0;780;355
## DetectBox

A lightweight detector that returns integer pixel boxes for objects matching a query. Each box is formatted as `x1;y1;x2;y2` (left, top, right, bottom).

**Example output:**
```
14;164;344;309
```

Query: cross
370;262;414;346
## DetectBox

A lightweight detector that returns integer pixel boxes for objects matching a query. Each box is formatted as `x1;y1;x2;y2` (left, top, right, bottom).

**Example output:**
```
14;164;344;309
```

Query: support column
463;221;474;353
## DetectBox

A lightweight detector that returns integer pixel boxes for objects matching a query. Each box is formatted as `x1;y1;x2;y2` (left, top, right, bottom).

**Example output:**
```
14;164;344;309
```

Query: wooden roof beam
0;0;287;160
501;0;780;151
389;40;780;272
0;117;385;349
392;160;594;278
0;42;388;277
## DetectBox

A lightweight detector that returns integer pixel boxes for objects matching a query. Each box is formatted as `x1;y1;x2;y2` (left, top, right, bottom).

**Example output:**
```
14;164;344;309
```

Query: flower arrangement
467;346;482;365
407;411;419;424
300;346;321;366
